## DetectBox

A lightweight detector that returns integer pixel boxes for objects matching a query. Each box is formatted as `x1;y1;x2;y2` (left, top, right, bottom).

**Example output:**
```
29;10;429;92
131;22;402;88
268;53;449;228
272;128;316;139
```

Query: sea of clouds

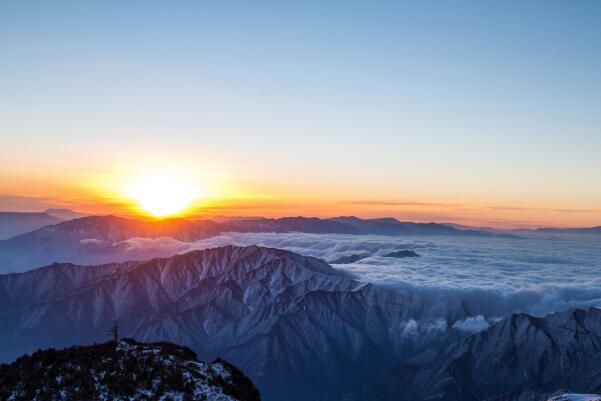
84;231;601;322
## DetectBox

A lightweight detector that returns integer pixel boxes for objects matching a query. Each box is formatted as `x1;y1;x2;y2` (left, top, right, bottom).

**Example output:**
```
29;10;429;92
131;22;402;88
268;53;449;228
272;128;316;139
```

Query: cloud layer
86;232;601;319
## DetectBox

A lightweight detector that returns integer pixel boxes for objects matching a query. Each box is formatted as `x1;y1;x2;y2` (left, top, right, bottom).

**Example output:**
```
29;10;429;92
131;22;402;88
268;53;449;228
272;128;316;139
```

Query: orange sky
1;164;599;229
2;2;601;230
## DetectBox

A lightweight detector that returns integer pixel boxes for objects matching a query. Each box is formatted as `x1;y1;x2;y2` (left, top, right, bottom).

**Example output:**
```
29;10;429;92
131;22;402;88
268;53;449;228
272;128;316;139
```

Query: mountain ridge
351;306;601;401
0;214;504;273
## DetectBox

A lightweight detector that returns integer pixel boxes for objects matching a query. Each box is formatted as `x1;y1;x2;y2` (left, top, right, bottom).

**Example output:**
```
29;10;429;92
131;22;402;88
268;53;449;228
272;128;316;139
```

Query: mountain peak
0;338;261;401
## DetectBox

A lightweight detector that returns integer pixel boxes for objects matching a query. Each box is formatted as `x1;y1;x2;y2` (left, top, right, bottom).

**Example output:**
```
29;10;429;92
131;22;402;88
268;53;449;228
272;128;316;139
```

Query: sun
126;174;201;217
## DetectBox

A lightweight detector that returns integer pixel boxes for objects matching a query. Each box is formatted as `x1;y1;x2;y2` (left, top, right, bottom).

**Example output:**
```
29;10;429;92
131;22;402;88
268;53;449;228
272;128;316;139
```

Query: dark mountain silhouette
535;226;601;235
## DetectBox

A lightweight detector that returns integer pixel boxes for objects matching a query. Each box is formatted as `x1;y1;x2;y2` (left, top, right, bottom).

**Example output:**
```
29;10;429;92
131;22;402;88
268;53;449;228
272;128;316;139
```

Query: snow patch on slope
548;395;601;401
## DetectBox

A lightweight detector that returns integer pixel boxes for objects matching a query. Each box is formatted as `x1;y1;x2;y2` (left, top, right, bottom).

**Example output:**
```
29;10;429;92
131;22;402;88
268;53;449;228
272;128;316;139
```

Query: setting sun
126;174;201;217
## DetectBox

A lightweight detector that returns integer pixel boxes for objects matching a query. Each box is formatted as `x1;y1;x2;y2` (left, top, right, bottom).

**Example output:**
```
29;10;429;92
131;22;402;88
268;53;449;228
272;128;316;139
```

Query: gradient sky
1;1;601;228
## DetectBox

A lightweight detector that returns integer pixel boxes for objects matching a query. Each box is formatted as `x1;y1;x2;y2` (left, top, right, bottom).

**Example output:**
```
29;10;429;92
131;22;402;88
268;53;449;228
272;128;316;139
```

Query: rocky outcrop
0;338;260;401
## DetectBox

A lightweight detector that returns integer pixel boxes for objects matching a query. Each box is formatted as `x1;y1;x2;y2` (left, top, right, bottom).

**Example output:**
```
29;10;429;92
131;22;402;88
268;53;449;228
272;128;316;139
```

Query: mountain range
535;226;601;235
351;307;601;401
0;245;475;401
0;214;502;273
1;245;600;401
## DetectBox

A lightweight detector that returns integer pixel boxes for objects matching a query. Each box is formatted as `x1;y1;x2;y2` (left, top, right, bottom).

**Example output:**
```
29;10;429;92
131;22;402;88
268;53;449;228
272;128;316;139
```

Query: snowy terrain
0;338;260;401
548;395;601;401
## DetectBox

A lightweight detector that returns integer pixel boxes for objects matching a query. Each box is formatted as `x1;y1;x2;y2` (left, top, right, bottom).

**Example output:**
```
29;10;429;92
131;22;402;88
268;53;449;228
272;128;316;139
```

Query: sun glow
126;174;201;217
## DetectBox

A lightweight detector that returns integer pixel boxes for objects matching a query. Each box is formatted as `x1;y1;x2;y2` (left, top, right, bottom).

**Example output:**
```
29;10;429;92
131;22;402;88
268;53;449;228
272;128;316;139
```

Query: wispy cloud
488;205;601;213
341;200;466;207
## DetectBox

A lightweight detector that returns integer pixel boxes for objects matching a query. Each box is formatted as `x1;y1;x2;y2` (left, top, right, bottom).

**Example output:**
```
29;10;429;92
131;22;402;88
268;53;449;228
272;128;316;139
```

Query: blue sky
1;1;600;226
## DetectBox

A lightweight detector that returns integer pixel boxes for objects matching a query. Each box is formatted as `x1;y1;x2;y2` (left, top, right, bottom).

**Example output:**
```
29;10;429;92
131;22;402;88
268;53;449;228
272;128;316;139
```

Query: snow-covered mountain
351;307;601;401
0;338;260;401
1;245;600;400
0;245;479;401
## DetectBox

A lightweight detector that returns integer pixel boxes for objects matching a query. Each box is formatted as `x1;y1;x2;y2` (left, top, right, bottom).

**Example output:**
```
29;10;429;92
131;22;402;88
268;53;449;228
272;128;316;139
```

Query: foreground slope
0;338;260;401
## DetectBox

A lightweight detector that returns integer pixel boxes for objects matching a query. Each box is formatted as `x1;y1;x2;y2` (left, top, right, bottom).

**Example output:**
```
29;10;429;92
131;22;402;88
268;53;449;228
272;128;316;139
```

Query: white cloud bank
88;232;601;320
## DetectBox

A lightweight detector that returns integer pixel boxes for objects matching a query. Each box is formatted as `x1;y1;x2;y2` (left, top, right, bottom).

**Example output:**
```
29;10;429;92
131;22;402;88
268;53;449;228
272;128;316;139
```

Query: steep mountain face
0;212;63;240
0;338;260;401
351;307;601;401
0;245;475;401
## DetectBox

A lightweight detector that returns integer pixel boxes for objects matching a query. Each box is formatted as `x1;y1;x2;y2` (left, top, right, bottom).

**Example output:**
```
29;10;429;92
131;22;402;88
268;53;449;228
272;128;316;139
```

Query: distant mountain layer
0;212;63;240
44;208;88;220
0;338;260;401
536;226;601;235
0;214;500;273
0;215;222;272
